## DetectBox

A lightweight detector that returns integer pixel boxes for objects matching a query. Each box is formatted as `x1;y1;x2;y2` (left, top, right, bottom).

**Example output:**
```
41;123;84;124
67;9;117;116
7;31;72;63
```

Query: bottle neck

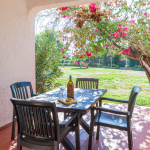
68;75;73;84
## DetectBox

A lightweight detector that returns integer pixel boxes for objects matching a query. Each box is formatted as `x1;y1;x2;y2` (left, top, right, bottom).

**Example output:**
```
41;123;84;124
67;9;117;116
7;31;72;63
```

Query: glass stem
62;91;63;100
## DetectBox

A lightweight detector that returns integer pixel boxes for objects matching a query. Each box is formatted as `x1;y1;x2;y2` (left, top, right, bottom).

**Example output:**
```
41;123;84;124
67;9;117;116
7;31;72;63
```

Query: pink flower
56;8;59;11
131;20;135;24
95;30;98;33
89;3;96;13
62;15;67;18
144;12;147;15
106;45;108;47
63;55;66;58
121;51;125;55
63;39;64;41
123;27;128;30
124;58;127;60
57;40;60;43
61;7;69;11
74;43;77;47
61;47;64;52
71;17;73;19
118;28;122;32
112;46;114;49
79;56;83;58
83;65;85;67
93;33;96;37
122;32;127;36
59;11;62;14
86;51;92;57
148;38;150;41
78;62;80;65
96;6;100;9
124;49;130;55
113;31;120;38
118;23;121;27
73;62;76;64
119;59;122;61
86;66;89;68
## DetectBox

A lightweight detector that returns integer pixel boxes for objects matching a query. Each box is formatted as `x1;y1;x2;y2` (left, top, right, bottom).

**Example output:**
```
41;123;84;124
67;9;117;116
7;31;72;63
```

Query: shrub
35;28;63;93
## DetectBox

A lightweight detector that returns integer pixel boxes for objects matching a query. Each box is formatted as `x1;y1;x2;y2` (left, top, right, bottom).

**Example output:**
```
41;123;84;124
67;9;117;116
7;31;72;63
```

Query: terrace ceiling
26;0;109;16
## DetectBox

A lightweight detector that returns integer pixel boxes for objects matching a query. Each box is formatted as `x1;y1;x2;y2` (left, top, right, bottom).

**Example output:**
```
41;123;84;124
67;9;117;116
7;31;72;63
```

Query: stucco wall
0;0;106;127
0;0;36;127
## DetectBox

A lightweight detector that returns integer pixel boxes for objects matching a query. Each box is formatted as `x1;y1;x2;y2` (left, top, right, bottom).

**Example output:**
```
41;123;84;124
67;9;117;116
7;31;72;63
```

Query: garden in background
57;66;150;106
35;1;150;107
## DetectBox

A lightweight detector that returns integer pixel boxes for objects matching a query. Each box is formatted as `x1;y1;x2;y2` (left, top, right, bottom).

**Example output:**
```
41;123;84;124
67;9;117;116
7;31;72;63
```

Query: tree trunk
128;47;150;83
139;55;150;83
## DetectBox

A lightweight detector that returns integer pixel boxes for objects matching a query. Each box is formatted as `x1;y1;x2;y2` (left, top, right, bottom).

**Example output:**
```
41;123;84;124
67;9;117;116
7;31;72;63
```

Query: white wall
0;0;35;127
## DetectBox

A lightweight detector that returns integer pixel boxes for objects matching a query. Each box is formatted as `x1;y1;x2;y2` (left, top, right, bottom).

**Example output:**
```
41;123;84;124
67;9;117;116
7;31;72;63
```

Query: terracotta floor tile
0;104;150;150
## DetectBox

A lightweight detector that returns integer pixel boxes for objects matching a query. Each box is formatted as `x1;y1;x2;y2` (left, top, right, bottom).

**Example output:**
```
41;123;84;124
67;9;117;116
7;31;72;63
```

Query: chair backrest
76;78;99;89
127;86;141;119
10;82;33;99
10;98;59;141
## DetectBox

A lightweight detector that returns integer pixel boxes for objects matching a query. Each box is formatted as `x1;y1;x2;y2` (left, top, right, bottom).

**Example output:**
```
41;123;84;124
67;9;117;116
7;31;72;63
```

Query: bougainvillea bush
35;29;63;93
55;0;150;83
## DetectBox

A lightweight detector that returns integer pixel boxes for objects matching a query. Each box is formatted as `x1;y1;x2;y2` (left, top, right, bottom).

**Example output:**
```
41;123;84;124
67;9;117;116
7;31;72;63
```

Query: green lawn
57;66;150;106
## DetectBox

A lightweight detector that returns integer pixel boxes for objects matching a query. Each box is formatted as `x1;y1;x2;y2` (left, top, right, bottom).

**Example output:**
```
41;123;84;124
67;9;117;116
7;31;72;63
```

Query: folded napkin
58;98;77;105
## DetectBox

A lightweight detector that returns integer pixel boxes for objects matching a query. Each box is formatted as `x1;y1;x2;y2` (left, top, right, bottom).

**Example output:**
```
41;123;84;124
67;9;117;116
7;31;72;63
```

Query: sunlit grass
57;66;150;106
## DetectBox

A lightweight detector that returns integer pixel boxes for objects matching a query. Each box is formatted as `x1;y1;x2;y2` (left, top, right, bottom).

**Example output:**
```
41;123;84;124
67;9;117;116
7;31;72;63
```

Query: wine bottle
67;75;74;98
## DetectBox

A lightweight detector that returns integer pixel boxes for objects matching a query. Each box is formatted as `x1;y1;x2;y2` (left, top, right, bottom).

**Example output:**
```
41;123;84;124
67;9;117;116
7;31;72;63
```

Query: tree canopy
54;0;150;82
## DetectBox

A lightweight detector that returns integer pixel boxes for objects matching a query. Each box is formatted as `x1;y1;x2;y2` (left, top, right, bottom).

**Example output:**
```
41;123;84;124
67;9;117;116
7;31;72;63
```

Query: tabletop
28;88;107;114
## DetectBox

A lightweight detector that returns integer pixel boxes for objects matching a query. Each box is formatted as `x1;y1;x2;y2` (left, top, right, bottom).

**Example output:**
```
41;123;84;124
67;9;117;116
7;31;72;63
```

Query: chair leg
131;130;133;146
54;141;59;150
17;134;22;150
88;123;94;150
11;109;16;140
127;129;133;150
64;113;68;119
96;126;100;140
96;103;98;113
75;114;80;150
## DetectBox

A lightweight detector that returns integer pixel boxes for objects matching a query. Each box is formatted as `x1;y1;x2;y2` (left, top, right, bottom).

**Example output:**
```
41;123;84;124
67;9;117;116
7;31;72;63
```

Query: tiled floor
0;103;150;150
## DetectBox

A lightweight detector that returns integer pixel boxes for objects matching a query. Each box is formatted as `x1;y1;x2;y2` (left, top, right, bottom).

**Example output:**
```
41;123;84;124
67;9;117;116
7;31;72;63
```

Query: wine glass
60;85;66;101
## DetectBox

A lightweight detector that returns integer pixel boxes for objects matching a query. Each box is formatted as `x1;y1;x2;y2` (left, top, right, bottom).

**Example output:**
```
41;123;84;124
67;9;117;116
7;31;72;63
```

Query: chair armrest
91;106;130;116
59;113;78;128
32;94;39;97
100;97;129;103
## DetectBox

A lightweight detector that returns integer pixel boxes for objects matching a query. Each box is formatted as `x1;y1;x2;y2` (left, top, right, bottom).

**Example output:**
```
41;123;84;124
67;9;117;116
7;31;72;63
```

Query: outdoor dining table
27;88;107;150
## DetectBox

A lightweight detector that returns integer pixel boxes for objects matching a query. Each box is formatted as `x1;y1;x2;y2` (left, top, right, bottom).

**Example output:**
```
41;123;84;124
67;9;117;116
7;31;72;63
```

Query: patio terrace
0;103;150;150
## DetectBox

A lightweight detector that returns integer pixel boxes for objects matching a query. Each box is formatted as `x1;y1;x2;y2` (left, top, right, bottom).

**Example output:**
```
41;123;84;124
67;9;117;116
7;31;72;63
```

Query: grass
57;66;150;106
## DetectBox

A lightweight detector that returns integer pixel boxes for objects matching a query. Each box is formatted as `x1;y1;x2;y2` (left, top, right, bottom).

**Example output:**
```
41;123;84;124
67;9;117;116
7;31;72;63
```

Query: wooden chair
10;98;79;150
10;82;38;140
88;86;141;150
76;78;99;89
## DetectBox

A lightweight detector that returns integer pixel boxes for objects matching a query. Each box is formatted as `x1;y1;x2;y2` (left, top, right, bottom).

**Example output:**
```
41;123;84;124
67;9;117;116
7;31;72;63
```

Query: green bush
114;64;119;69
96;63;101;68
35;28;63;93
